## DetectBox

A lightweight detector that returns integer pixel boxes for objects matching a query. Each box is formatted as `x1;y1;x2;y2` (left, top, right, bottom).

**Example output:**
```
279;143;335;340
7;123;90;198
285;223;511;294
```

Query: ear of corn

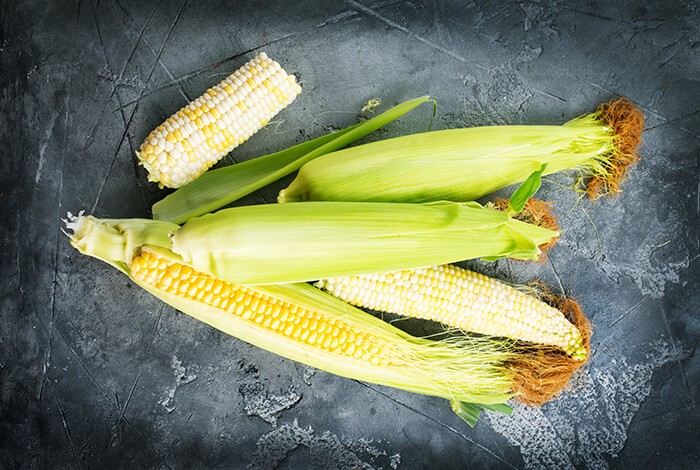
66;215;525;409
151;96;433;224
137;52;301;188
278;99;644;203
316;264;587;361
170;201;558;284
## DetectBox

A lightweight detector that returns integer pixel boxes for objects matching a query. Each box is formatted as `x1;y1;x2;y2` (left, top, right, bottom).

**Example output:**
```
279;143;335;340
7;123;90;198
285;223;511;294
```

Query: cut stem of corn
278;99;644;203
170;201;558;284
137;52;301;188
151;96;433;224
316;264;588;361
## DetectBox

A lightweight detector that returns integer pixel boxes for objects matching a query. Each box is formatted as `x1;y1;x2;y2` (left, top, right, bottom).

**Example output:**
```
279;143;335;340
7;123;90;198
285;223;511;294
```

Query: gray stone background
1;0;698;468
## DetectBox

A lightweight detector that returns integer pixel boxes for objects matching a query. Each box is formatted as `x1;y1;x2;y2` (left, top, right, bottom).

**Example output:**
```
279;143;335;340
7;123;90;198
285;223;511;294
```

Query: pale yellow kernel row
317;265;587;360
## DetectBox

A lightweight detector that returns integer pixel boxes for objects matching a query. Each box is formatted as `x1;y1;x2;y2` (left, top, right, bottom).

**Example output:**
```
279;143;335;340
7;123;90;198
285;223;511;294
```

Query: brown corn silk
507;292;592;406
586;98;644;199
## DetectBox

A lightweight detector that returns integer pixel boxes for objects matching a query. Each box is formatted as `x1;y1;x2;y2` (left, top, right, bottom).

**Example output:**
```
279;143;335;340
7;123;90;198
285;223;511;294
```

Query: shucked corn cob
317;264;587;361
137;52;301;188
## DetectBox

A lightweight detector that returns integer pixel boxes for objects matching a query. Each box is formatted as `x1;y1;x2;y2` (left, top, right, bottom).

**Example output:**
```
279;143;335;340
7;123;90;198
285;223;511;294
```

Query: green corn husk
170;201;557;285
278;99;644;204
65;213;525;425
152;96;433;224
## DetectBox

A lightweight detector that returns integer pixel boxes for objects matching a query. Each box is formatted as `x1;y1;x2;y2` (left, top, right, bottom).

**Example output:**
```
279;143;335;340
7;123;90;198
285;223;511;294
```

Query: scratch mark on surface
85;0;163;144
145;305;165;354
315;0;404;27
532;87;567;103
114;32;296;110
644;110;700;132
356;382;518;469
90;111;136;213
633;403;695;424
539;58;700;141
47;379;83;469
112;370;142;446
580;206;603;260
560;6;632;25
41;62;73;401
377;1;696;143
35;113;58;183
14;209;23;298
87;0;109;68
53;326;152;447
113;0;162;101
599;243;689;300
655;306;693;405
697;173;700;219
547;255;567;295
90;0;189;213
141;36;191;102
610;298;647;327
345;0;488;71
114;0;132;20
658;49;680;68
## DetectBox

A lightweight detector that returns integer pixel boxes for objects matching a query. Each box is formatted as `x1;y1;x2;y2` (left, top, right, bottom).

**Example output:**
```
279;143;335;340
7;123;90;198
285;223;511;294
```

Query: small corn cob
316;264;587;361
137;52;302;188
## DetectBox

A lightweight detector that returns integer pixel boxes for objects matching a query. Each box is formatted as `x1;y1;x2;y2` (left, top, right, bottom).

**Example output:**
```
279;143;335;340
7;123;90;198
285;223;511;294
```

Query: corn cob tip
586;98;644;199
507;293;591;406
491;198;560;261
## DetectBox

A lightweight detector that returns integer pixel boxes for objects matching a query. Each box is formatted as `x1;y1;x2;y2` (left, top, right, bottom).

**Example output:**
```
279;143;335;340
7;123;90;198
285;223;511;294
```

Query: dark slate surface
2;1;698;468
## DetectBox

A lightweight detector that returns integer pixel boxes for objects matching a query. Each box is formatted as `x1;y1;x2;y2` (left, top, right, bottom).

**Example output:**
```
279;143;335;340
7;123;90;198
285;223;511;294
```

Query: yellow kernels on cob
137;52;302;188
130;250;396;366
317;264;587;361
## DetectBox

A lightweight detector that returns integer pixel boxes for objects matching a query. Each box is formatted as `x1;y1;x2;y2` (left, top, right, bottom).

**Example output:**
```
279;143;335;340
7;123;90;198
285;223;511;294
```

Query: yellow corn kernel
129;250;393;365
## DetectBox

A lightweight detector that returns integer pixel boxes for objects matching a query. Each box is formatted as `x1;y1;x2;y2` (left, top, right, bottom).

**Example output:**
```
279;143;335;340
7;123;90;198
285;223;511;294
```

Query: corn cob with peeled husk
317;264;587;360
137;52;301;188
65;214;585;424
278;99;644;203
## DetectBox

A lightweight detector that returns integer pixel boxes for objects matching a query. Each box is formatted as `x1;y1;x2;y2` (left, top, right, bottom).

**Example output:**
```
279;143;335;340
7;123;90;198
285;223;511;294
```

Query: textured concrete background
1;0;698;468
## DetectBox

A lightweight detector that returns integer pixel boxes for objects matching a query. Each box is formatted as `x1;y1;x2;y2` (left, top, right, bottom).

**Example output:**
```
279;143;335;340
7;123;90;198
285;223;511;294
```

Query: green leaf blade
152;96;432;224
508;163;548;215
